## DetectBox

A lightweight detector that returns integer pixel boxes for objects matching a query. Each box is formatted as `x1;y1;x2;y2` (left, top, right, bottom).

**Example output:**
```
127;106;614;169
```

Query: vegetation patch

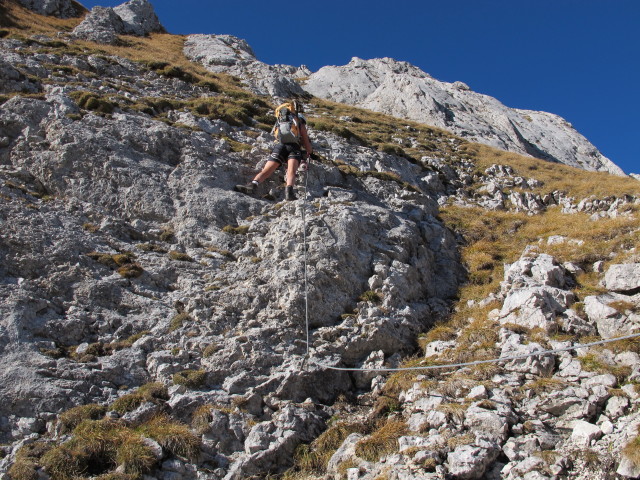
358;290;382;304
136;243;167;253
622;426;640;469
354;420;407;462
41;418;156;478
70;90;116;114
168;250;193;262
222;225;250;235
285;422;369;478
8;441;53;480
86;251;144;278
109;382;169;415
136;415;200;460
58;404;108;435
172;369;207;389
168;312;191;332
578;353;631;384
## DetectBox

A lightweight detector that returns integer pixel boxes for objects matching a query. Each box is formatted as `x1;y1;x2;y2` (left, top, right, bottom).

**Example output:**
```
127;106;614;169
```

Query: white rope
302;166;310;359
298;160;640;373
307;332;640;372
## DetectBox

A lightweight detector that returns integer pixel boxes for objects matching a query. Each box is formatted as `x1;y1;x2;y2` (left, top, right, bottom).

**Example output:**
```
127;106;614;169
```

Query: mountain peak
303;57;624;175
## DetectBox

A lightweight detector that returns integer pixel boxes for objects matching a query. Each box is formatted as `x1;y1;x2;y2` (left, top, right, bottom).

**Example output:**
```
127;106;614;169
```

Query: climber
234;100;313;201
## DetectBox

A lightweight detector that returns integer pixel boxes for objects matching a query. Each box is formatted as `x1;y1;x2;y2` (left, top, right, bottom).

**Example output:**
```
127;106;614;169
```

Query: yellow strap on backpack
273;103;300;143
275;102;295;118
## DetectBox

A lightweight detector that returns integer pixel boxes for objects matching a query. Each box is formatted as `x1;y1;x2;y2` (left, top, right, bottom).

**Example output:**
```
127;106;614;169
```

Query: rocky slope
302;57;624;176
1;1;640;480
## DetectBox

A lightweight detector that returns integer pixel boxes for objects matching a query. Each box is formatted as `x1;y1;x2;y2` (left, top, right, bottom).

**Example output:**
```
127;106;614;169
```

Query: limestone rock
72;0;164;44
0;59;41;95
303;57;624;175
618;456;640;478
71;6;126;44
447;443;500;479
584;293;640;339
184;34;309;98
603;263;640;293
113;0;164;36
570;420;602;446
16;0;83;18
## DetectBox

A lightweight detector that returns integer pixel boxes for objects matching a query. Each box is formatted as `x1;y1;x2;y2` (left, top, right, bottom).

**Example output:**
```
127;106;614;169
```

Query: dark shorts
269;143;302;165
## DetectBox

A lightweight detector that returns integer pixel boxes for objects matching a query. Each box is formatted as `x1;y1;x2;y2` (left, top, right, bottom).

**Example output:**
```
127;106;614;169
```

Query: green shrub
191;404;215;434
222;225;249;235
354;421;407;462
136;415;200;460
58;404;107;434
168;250;193;262
169;312;191;332
172;369;206;389
202;344;220;357
7;460;39;480
136;243;167;253
114;436;158;474
159;228;175;242
86;252;142;278
117;263;144;278
42;418;159;477
41;443;88;480
71;91;116;114
8;441;52;480
109;382;168;415
358;290;382;303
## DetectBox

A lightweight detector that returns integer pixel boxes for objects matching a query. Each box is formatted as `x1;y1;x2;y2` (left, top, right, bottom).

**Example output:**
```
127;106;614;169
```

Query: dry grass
108;382;168;415
135;415;200;460
285;422;368;477
172;369;207;389
578;353;631;384
436;403;469;423
623;426;640;468
309;98;460;162
58;404;107;434
520;377;570;395
354;420;407;462
1;1;84;34
466;142;640;200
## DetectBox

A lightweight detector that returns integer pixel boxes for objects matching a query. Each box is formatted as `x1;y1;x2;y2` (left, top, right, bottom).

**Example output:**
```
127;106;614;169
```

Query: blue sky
82;0;639;175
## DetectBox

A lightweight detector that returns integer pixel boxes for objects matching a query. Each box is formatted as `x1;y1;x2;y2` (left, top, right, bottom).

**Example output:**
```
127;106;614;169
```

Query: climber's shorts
269;143;302;165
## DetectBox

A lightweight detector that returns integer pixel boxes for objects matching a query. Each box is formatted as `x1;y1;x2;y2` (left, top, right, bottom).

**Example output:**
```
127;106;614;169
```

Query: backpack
273;102;301;144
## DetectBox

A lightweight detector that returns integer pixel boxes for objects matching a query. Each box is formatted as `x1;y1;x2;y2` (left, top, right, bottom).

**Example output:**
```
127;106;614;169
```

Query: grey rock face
113;0;164;36
0;34;467;479
184;34;310;98
72;0;165;44
603;263;640;293
584;293;640;339
447;443;500;479
71;6;126;45
0;59;40;95
304;57;624;175
16;0;82;18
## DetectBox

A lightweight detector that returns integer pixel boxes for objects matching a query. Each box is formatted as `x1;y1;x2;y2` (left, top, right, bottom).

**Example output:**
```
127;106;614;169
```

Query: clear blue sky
82;0;639;175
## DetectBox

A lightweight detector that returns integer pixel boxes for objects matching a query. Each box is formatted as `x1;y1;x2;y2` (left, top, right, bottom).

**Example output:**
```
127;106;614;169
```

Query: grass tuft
354;421;407;462
172;369;207;389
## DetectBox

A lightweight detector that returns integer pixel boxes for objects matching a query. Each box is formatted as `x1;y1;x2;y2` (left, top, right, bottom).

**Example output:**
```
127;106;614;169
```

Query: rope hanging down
299;167;640;373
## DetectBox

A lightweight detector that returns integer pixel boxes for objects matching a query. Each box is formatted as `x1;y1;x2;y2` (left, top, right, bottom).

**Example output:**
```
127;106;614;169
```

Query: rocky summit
303;57;624;176
1;1;640;480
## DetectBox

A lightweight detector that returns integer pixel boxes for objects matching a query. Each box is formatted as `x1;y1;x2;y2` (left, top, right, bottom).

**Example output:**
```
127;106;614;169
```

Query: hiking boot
234;182;257;195
285;186;297;201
